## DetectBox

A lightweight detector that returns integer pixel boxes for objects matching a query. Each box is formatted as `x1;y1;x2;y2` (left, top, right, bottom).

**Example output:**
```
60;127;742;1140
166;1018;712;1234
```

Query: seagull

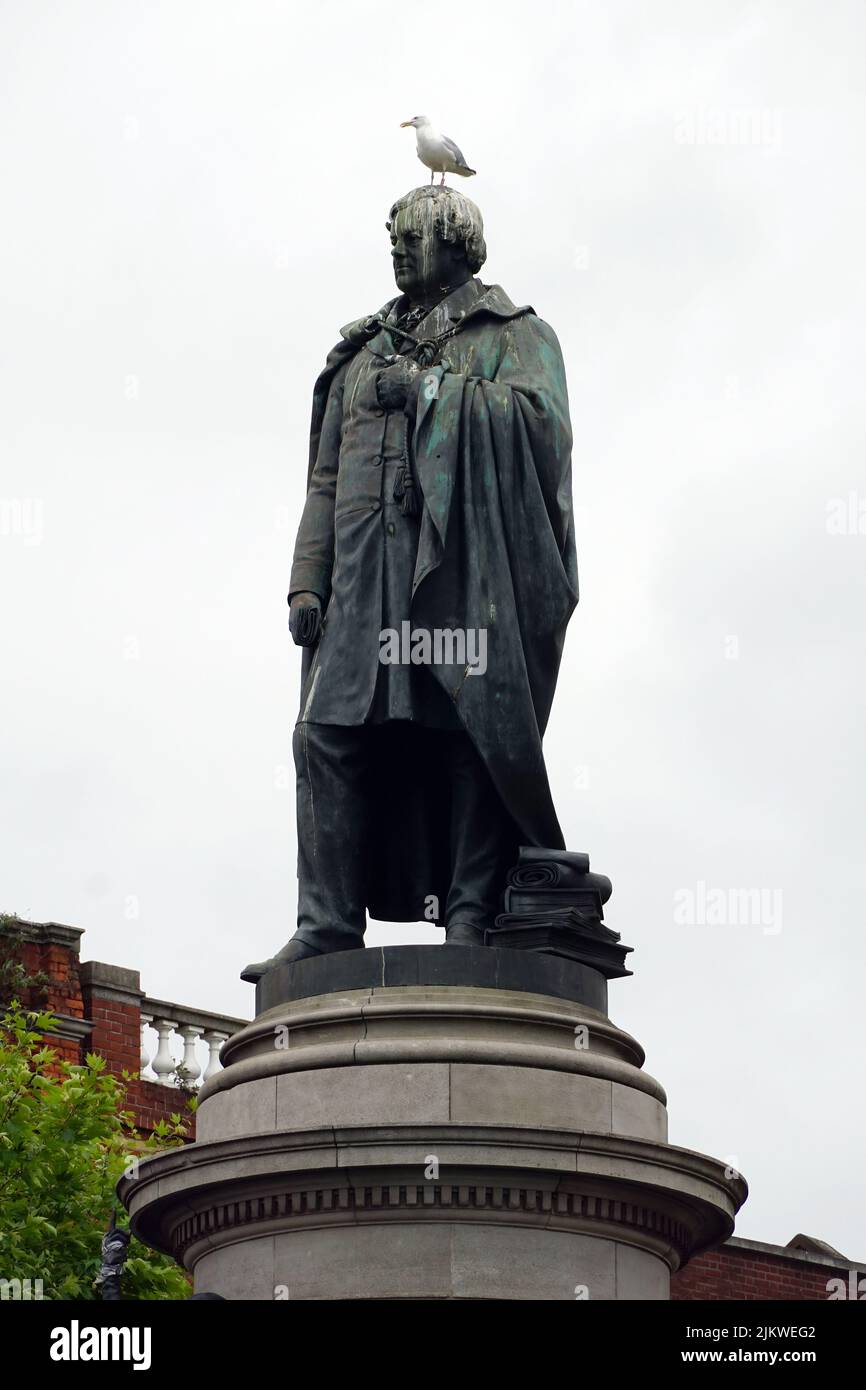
400;115;476;186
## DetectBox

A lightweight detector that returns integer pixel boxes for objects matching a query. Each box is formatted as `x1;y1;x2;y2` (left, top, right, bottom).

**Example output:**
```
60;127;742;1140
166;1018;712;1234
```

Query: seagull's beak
400;120;413;128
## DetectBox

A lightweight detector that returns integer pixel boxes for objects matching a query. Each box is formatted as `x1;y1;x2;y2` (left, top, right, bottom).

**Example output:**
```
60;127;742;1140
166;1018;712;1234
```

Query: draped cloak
292;281;578;923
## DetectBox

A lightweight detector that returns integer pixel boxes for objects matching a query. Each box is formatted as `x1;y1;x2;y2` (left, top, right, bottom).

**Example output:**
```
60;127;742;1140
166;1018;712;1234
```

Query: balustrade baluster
202;1030;229;1081
151;1017;179;1086
139;1012;153;1078
176;1024;203;1088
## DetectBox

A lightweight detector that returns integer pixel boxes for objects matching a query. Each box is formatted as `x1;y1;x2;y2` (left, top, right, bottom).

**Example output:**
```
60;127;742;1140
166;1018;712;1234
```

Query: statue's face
389;201;468;302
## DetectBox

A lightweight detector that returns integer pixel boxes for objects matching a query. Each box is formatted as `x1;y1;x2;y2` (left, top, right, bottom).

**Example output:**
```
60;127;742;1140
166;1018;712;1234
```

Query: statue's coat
292;281;578;922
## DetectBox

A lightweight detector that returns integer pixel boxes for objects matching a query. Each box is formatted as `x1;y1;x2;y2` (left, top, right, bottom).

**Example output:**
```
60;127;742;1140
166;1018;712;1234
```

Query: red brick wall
17;934;84;1021
82;991;197;1138
672;1245;850;1300
124;1077;197;1136
2;922;195;1139
86;995;141;1077
77;979;198;1141
44;1036;83;1067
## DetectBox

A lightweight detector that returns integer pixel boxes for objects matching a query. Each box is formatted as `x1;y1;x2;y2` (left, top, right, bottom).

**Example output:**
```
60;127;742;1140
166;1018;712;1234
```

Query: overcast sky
2;0;864;1260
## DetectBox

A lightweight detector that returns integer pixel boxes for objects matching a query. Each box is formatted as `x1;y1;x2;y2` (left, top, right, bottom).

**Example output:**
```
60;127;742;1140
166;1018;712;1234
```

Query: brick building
1;916;860;1300
1;917;245;1142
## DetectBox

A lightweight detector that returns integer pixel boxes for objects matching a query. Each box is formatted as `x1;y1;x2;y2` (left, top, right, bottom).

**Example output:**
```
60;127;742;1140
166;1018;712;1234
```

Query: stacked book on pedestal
486;847;632;978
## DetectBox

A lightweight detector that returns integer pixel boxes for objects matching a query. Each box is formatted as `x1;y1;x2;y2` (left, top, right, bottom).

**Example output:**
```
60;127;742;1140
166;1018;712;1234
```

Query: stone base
252;942;611;1016
120;947;746;1300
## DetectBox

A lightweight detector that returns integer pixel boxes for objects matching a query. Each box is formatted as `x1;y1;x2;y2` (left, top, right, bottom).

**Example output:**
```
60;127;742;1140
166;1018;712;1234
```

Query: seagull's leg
439;173;446;187
429;169;434;185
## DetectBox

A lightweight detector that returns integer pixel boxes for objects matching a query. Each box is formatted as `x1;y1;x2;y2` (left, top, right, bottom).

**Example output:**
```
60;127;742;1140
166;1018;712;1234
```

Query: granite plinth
120;947;747;1300
254;942;610;1016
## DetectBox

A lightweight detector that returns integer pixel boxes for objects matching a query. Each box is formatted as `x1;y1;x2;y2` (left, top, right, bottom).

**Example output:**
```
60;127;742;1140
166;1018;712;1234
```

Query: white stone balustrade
139;999;247;1088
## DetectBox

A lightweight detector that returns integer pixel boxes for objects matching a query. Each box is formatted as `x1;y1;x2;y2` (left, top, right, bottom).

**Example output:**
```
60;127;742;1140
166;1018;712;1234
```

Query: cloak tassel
393;462;420;517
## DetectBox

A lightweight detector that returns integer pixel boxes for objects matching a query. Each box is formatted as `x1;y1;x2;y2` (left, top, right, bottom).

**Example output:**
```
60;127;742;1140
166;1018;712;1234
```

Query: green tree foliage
0;1000;191;1300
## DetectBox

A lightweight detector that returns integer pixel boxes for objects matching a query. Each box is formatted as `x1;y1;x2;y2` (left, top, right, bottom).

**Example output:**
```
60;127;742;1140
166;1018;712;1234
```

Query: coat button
370;500;381;512
374;408;385;417
386;521;396;537
372;454;382;466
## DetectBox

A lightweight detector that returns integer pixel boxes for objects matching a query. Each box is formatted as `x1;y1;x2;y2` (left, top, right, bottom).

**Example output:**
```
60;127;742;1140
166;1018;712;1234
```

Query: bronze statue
243;186;577;981
96;1211;130;1301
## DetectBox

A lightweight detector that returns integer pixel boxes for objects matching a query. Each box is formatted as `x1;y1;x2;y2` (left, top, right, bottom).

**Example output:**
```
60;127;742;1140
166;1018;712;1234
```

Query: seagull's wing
441;133;470;166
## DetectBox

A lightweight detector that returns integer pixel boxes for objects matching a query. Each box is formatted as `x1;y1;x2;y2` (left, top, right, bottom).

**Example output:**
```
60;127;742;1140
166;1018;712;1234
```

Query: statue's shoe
240;937;324;983
443;922;486;947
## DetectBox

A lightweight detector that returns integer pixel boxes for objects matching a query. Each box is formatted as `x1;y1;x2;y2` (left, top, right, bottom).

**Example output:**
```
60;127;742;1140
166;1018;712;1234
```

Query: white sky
1;0;864;1259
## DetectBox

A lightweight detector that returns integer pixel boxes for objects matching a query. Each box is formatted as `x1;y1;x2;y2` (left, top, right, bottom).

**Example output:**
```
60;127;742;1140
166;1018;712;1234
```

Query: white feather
411;117;475;177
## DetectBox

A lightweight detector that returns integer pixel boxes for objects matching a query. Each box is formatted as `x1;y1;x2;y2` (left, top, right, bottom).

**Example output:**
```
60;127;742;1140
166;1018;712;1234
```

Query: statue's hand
289;591;322;647
376;357;421;411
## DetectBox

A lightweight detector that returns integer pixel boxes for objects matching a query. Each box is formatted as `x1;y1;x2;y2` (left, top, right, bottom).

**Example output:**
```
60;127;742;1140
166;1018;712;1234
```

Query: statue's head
386;186;487;302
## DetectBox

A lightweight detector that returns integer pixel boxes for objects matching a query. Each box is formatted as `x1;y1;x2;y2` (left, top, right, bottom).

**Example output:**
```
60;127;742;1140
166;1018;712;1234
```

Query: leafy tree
0;1000;191;1300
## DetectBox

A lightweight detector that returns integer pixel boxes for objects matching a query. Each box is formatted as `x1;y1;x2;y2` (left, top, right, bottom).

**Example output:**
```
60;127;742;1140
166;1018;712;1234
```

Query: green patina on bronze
285;188;577;923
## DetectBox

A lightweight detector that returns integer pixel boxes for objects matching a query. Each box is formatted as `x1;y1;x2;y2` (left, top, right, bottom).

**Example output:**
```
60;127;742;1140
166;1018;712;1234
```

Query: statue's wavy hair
386;186;487;274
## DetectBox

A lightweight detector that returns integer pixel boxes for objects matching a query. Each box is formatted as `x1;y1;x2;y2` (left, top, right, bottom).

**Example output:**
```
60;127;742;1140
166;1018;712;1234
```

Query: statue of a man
243;186;577;980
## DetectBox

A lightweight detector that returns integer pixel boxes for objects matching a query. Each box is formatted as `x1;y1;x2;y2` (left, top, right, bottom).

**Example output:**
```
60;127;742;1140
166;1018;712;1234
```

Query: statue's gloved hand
289;591;322;647
376;357;421;411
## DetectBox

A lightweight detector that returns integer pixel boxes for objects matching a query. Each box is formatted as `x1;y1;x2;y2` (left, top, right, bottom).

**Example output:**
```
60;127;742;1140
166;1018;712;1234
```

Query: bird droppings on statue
400;115;476;186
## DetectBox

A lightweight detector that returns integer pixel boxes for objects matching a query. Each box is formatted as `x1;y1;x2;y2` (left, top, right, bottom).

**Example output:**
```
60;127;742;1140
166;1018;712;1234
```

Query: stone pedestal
121;946;746;1300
